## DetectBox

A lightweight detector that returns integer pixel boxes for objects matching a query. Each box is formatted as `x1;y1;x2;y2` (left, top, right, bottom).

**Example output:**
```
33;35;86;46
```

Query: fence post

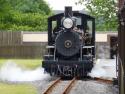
118;2;125;94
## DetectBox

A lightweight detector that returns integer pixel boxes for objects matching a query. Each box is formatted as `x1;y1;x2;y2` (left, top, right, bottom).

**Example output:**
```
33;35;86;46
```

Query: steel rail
43;77;61;94
94;77;113;84
62;77;77;94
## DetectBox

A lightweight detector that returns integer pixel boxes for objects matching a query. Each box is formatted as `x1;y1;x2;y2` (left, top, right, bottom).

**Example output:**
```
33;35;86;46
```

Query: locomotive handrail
83;46;94;48
46;45;94;49
46;45;55;49
83;55;93;56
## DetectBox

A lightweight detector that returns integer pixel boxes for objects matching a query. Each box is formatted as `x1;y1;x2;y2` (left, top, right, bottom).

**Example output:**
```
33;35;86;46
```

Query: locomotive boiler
42;7;95;77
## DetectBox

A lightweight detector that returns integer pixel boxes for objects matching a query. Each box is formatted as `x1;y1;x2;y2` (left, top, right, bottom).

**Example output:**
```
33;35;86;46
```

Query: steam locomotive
42;7;95;77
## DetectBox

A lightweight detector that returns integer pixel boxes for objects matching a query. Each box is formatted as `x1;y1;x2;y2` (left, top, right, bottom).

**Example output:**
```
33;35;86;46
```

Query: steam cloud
90;44;117;80
0;59;116;82
89;59;116;80
0;60;50;82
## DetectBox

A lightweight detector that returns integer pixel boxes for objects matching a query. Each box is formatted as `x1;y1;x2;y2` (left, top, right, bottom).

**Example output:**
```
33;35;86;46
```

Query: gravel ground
1;77;118;94
51;81;69;94
32;77;57;94
69;80;118;94
36;78;118;94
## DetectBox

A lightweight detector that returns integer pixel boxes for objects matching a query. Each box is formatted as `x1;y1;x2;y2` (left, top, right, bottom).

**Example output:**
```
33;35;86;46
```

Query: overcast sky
45;0;84;10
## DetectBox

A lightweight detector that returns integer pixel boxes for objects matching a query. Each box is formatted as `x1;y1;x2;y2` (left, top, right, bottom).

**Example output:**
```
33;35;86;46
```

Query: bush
0;11;50;31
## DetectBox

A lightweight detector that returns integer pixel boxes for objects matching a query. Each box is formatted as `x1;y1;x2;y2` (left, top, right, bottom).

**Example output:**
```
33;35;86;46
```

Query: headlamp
63;18;73;29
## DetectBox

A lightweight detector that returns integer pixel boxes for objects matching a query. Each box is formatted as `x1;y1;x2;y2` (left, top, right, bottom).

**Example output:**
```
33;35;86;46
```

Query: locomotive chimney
64;6;73;17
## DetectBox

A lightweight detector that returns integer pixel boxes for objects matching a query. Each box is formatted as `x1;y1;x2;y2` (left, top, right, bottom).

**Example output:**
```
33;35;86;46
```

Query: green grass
0;83;37;94
0;59;42;69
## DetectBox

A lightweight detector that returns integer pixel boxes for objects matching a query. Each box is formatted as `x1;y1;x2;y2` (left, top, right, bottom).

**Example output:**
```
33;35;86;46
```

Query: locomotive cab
42;7;95;77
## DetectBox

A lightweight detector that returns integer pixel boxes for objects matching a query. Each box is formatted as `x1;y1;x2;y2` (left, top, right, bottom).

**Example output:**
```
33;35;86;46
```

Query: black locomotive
42;7;95;77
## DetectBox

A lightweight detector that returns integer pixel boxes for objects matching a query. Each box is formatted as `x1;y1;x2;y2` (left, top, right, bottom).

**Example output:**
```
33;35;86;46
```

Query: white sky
45;0;84;10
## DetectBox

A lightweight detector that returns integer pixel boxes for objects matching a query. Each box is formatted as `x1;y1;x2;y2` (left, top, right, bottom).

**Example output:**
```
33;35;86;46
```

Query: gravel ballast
69;80;117;94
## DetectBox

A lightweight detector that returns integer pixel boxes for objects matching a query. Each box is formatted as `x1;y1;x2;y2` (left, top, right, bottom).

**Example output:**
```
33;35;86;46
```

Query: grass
0;59;42;94
0;59;42;69
0;83;37;94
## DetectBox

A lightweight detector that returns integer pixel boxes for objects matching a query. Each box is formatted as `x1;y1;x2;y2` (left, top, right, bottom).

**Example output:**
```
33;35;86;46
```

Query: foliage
0;0;52;31
7;0;51;15
0;0;11;17
77;0;118;31
0;11;49;31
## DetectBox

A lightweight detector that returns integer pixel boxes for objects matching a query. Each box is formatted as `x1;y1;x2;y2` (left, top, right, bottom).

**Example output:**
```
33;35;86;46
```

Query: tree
0;0;52;31
77;0;118;31
0;0;12;17
7;0;51;14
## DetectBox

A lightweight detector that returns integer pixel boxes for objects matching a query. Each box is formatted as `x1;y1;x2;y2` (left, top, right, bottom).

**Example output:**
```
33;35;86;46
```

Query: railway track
43;77;113;94
43;77;77;94
94;77;113;84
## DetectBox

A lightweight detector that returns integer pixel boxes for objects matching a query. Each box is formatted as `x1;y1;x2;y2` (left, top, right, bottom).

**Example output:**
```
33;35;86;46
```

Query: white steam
97;45;110;59
0;61;50;82
89;59;116;80
0;59;117;81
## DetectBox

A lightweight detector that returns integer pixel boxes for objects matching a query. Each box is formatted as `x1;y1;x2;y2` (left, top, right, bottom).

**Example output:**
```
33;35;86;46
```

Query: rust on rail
94;77;113;84
43;77;61;94
62;77;77;94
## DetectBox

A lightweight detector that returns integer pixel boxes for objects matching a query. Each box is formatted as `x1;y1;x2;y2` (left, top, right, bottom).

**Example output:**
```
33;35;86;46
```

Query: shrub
0;11;50;31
